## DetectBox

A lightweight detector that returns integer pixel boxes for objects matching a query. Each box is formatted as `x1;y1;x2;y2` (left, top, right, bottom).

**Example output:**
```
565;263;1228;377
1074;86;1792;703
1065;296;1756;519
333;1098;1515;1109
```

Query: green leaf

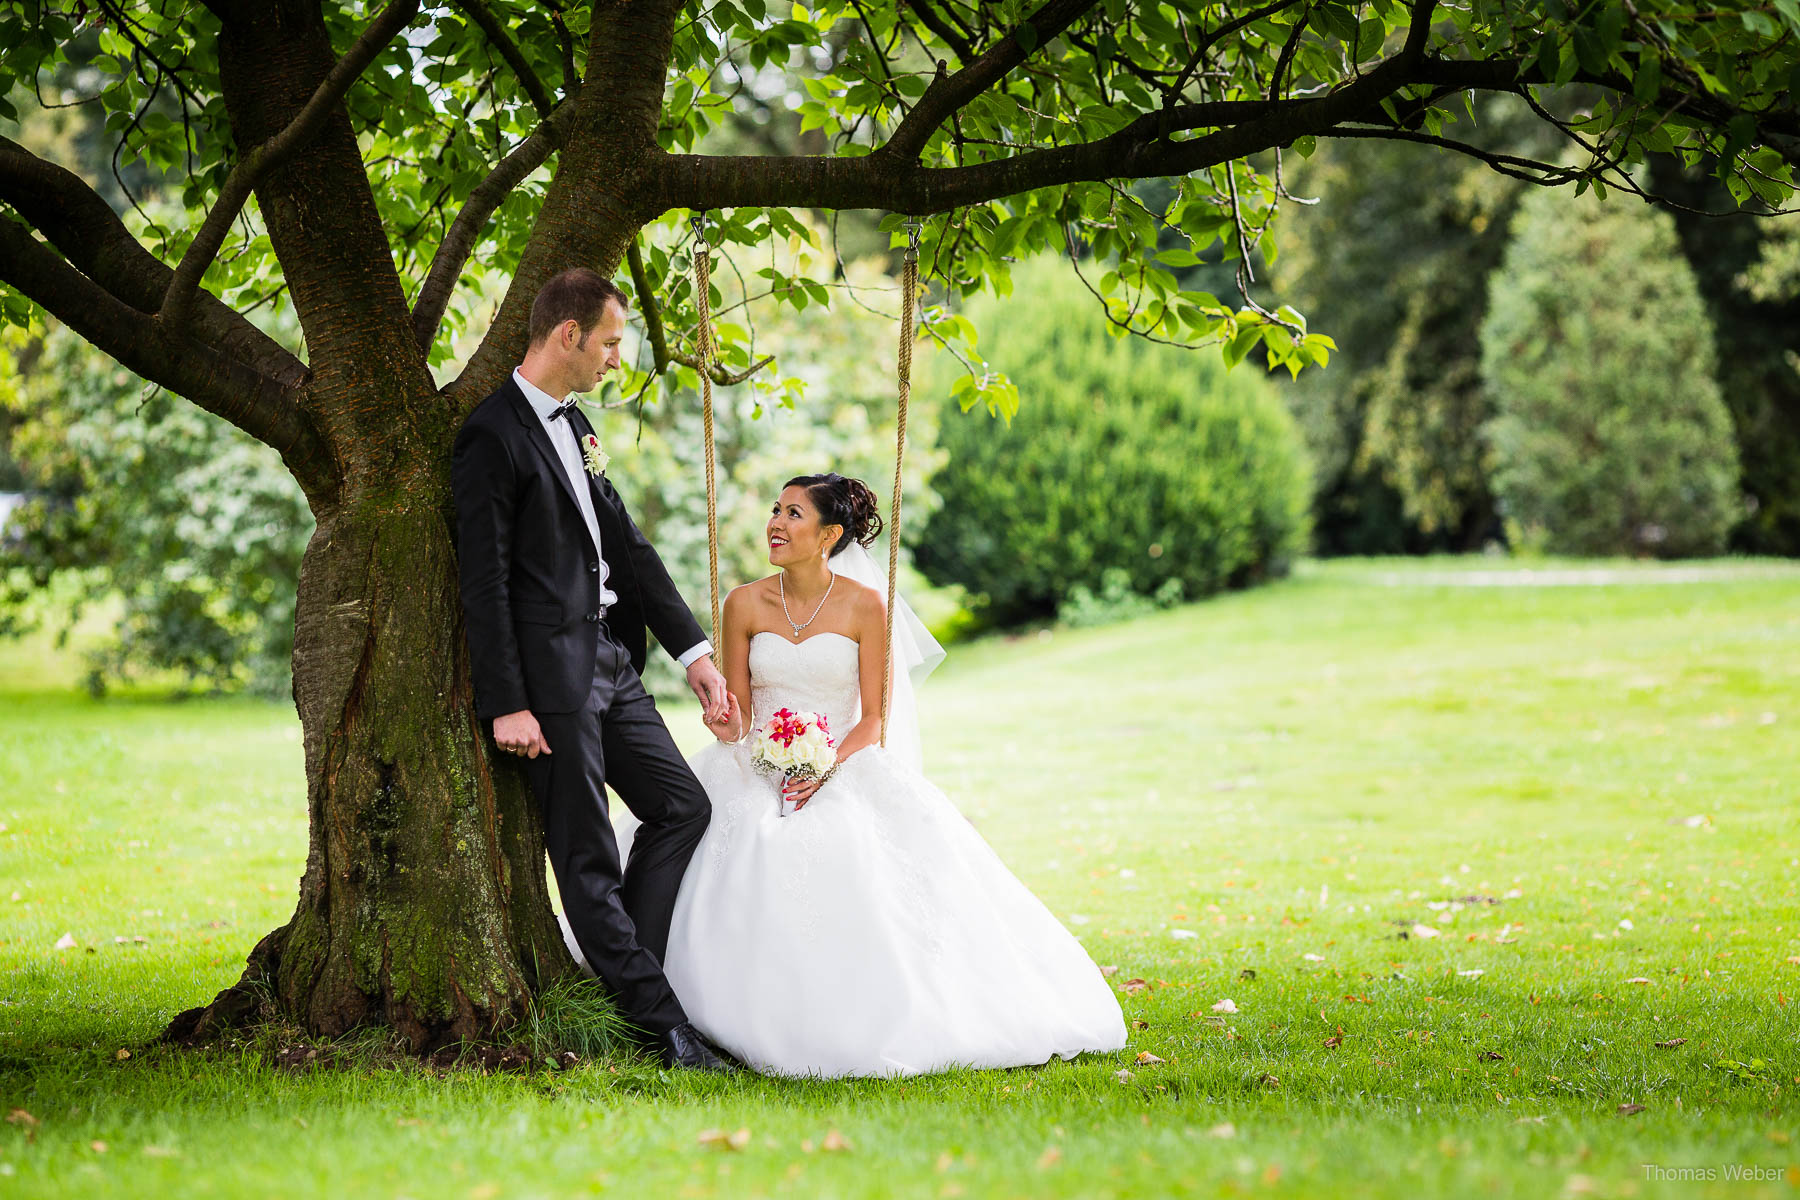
1014;21;1037;53
1221;325;1261;369
1355;17;1385;61
1634;50;1663;102
1534;33;1558;82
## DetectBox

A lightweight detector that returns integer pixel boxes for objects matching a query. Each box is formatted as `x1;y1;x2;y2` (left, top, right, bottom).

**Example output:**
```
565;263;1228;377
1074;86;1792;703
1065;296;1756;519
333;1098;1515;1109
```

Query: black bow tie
546;400;577;422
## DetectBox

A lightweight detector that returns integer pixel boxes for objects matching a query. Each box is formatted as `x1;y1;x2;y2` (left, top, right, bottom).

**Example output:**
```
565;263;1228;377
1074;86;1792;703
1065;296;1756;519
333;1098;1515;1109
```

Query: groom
451;267;731;1071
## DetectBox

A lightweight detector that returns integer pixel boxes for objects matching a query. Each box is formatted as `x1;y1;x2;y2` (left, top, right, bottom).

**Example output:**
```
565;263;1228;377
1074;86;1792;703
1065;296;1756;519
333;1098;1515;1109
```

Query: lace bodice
748;631;862;736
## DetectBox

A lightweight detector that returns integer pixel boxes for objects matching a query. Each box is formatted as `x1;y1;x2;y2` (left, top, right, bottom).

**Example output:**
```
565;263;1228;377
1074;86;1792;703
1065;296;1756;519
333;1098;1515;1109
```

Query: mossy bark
168;457;580;1049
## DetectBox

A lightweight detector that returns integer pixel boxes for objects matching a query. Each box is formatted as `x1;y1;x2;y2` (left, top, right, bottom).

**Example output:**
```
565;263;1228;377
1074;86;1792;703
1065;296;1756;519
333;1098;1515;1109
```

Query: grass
1;556;1797;1198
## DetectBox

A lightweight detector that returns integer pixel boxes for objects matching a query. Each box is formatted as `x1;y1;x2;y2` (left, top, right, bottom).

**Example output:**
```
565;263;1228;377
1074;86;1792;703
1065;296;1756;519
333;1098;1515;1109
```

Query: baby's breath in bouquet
750;707;837;817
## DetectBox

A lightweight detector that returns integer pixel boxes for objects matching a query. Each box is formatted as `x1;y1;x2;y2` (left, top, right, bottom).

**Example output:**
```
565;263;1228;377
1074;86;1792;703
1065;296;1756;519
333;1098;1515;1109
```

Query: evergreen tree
1480;186;1741;556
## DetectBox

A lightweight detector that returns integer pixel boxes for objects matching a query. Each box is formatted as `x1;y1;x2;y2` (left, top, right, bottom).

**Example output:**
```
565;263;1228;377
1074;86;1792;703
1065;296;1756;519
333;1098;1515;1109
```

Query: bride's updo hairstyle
785;473;884;558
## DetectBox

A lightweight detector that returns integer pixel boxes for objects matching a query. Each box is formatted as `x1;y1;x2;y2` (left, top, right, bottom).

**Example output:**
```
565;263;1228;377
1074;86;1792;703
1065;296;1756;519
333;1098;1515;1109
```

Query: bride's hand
784;773;823;811
704;691;743;742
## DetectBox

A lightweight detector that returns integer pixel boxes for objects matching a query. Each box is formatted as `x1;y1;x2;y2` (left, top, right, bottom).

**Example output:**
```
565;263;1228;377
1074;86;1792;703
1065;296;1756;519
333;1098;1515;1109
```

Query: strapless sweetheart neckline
749;629;858;650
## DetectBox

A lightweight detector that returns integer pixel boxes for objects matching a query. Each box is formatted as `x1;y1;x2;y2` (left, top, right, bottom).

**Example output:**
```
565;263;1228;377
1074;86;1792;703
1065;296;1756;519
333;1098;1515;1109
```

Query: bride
566;473;1126;1077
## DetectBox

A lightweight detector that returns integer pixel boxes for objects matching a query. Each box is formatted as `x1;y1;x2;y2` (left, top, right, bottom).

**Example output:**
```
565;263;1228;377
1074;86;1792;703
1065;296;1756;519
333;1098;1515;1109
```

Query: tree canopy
3;0;1798;443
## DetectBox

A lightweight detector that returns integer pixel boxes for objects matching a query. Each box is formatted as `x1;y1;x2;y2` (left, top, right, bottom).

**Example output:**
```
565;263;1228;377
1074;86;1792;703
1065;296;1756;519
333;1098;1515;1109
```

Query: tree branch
1170;0;1308;100
455;0;558;119
0;135;308;390
624;236;776;386
878;0;1105;162
158;0;421;331
537;0;582;100
0;216;334;498
412;99;577;352
903;0;975;64
623;236;668;364
666;0;1800;215
1318;126;1586;185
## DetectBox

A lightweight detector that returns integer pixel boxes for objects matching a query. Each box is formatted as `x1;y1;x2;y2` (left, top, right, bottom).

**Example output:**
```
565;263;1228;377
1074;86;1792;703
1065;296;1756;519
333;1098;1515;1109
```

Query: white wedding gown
563;630;1128;1078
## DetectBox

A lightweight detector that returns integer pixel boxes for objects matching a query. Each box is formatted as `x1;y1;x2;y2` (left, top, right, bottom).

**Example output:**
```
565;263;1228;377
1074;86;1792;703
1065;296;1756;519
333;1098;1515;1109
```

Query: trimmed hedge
914;256;1313;624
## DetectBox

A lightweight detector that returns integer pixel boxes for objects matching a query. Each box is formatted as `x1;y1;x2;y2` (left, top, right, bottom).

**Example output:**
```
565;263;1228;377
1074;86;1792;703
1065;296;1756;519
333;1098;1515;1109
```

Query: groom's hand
687;657;730;725
493;710;552;759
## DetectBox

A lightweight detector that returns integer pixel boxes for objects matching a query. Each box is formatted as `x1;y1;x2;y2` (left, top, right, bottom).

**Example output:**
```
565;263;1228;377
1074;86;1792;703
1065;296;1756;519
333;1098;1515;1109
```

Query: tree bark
166;399;588;1048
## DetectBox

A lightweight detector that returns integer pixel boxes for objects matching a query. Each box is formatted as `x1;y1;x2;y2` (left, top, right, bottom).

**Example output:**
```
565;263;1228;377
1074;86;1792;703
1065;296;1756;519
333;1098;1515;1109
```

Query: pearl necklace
779;571;836;640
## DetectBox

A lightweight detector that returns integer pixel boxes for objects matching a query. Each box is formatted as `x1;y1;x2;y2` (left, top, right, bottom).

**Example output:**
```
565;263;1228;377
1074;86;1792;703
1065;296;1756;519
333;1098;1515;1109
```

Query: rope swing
689;212;923;747
881;219;922;748
691;214;723;665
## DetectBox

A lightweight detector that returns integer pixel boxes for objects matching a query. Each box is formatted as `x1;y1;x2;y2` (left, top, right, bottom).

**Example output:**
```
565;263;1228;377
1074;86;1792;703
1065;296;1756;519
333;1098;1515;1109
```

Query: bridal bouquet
750;708;836;817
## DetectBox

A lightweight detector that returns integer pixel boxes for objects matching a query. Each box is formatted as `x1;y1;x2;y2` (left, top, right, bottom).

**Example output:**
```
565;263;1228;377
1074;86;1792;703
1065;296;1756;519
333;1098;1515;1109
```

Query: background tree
1271;93;1547;553
1647;161;1800;556
1;311;311;695
0;0;1795;1049
1480;183;1742;556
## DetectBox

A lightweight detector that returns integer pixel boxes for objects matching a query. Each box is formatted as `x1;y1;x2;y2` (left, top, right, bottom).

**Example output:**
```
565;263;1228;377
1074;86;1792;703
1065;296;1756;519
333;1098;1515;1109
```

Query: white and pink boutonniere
581;433;610;476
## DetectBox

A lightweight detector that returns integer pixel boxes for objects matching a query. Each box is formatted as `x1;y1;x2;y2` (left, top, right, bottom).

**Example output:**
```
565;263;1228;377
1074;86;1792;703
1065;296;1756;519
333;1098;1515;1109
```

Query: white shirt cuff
677;640;714;669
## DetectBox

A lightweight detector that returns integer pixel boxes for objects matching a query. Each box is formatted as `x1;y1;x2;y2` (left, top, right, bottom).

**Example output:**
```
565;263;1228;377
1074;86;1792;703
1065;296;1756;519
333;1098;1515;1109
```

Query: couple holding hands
451;267;1124;1077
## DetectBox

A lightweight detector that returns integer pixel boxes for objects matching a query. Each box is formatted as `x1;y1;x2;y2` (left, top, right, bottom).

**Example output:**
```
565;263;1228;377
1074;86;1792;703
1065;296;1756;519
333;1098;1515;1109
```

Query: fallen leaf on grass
1303;953;1325;962
1617;1104;1647;1116
1121;978;1150;995
1478;1051;1505;1062
89;1141;107;1153
1625;977;1651;985
1135;1051;1165;1065
1457;969;1485;978
1211;998;1239;1014
1036;1146;1062;1169
1323;1031;1345;1049
697;1128;751;1151
1410;924;1440;940
1114;1069;1135;1084
115;1049;130;1060
1100;965;1120;977
1654;1038;1688;1049
821;1130;852;1153
6;1110;39;1142
1257;1073;1281;1090
52;933;76;951
1207;1123;1236;1139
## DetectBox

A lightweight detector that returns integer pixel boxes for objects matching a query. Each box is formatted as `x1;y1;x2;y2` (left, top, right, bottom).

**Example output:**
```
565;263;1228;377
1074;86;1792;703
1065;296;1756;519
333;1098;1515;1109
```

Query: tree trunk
167;434;578;1050
166;0;671;1050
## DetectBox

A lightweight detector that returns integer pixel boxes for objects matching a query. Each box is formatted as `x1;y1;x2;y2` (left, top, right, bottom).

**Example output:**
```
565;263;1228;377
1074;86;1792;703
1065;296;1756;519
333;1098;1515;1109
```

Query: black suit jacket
451;375;706;721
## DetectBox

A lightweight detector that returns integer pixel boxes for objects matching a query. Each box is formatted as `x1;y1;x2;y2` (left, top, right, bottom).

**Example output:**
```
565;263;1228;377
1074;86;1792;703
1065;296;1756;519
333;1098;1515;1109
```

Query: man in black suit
451;268;737;1071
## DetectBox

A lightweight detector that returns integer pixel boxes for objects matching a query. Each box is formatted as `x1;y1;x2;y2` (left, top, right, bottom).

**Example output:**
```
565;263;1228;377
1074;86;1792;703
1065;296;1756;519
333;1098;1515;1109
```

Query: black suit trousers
524;622;710;1036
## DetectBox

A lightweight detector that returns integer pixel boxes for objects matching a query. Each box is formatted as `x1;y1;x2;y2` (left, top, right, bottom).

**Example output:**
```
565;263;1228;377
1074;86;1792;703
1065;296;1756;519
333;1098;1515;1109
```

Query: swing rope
881;220;921;748
690;211;922;746
691;215;722;664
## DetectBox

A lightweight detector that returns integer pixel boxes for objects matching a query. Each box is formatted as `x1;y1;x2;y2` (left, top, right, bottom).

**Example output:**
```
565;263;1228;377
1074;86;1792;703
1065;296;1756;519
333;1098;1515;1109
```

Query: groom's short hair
528;268;629;347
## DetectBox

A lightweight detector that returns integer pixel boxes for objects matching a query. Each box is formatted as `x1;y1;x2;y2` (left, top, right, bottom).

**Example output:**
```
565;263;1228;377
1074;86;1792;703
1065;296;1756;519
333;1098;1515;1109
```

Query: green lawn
2;558;1797;1198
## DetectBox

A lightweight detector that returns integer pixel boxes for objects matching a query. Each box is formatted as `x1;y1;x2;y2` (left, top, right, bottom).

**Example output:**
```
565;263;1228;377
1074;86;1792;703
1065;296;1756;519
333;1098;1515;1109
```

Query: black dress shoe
660;1022;735;1072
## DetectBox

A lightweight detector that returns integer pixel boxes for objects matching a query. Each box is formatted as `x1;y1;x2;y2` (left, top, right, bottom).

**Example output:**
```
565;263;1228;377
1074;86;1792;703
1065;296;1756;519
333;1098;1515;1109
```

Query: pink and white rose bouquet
750;707;836;816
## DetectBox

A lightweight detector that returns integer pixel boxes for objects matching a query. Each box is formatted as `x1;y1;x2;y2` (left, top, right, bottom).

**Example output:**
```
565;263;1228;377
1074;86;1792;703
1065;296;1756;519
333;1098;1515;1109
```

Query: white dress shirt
512;368;712;670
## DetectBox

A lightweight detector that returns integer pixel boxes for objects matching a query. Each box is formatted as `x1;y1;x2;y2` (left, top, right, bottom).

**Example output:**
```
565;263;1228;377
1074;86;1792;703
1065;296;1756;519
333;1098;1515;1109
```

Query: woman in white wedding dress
567;474;1126;1077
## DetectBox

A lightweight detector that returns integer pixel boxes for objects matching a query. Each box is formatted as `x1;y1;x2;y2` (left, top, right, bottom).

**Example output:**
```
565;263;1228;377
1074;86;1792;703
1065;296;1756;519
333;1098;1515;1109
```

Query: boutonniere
581;433;610;476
